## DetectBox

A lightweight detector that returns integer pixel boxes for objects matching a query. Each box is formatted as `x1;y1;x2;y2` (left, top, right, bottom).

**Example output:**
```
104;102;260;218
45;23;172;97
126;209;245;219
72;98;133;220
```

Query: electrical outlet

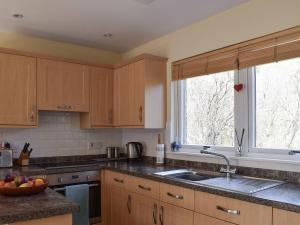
88;142;103;150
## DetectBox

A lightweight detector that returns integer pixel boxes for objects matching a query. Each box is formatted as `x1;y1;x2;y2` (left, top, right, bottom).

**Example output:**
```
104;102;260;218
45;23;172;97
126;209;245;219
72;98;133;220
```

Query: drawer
105;170;128;188
160;183;194;210
195;191;272;225
273;208;300;225
194;213;235;225
127;176;160;199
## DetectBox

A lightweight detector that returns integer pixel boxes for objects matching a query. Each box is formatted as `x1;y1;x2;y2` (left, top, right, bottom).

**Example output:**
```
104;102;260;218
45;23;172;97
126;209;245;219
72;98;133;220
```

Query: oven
47;171;101;225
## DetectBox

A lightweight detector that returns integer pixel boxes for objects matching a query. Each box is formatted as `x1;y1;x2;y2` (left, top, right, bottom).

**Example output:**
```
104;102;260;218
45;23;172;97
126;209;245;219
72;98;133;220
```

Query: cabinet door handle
139;106;143;123
159;205;164;225
113;178;124;183
127;194;132;214
167;192;184;200
30;105;36;122
138;184;151;191
153;203;157;224
216;205;240;215
57;105;62;109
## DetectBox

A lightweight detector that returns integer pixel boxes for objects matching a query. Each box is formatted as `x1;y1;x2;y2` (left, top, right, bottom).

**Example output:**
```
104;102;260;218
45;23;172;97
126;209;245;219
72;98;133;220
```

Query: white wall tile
0;112;122;158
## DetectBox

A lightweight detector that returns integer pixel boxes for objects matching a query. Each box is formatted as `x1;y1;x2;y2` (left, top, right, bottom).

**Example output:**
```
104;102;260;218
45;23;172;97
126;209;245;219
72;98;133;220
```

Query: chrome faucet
200;149;236;178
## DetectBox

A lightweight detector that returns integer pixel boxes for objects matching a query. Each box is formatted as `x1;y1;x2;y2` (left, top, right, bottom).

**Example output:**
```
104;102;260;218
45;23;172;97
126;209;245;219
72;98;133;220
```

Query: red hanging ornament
234;83;243;92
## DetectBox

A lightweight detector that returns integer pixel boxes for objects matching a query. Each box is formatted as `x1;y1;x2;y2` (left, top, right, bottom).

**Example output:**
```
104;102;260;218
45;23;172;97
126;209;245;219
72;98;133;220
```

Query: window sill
167;150;300;172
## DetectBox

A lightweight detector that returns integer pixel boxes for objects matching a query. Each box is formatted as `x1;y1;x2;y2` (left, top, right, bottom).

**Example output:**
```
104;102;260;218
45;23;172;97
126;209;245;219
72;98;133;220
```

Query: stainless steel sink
154;169;218;182
197;176;285;194
154;169;285;195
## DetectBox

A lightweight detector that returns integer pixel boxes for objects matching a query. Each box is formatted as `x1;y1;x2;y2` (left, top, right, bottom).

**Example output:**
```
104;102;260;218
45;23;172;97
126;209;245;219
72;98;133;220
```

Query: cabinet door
159;202;193;225
128;60;145;126
130;193;158;225
273;208;300;225
0;53;36;126
194;213;235;225
110;185;130;225
113;60;145;127
37;59;89;112
113;65;131;126
90;66;113;126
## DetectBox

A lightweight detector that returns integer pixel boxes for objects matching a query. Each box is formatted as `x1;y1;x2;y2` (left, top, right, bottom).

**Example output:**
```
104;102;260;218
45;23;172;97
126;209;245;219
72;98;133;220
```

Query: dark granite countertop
1;159;300;224
0;188;79;224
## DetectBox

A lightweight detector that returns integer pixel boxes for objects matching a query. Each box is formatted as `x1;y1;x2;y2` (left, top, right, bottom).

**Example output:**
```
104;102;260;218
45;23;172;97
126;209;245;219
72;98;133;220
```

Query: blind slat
207;50;238;74
239;39;276;68
182;56;207;79
277;32;300;61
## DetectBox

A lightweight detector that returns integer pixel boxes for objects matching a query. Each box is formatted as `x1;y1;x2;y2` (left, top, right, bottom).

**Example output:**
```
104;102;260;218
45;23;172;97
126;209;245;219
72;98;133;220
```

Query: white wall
0;112;122;158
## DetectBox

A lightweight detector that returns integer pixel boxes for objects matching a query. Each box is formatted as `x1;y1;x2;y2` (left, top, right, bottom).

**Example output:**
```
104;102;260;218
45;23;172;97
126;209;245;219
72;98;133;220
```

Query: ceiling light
103;33;113;38
12;14;24;19
134;0;155;5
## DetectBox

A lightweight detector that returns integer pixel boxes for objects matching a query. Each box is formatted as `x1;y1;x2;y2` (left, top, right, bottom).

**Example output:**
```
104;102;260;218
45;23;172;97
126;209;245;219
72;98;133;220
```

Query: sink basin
154;169;217;182
197;176;285;194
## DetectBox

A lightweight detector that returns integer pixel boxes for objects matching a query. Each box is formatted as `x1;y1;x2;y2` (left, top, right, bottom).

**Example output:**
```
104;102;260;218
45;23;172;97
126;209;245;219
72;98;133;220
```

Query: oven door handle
53;183;99;191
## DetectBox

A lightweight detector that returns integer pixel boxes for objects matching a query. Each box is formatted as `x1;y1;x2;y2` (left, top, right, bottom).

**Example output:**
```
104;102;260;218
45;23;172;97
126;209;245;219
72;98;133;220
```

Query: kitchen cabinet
37;58;90;112
273;208;300;225
102;170;277;225
9;214;71;225
159;202;194;225
195;191;272;225
0;52;37;127
130;193;159;225
194;213;235;225
81;66;114;128
113;54;167;128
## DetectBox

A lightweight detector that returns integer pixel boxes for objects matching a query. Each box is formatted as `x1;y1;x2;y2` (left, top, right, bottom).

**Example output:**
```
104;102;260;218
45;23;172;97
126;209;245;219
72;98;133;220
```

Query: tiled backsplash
0;112;122;158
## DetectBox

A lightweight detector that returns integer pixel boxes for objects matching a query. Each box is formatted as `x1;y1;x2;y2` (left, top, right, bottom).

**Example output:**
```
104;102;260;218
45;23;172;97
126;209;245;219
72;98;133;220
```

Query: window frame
174;58;300;160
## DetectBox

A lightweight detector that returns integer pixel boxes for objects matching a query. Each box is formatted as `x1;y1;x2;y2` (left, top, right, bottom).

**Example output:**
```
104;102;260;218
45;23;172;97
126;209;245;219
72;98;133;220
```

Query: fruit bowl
0;176;48;196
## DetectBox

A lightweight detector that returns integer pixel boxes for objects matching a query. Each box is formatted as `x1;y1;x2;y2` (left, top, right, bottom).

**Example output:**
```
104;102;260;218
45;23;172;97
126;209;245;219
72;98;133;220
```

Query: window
180;70;235;147
253;57;300;150
176;57;300;154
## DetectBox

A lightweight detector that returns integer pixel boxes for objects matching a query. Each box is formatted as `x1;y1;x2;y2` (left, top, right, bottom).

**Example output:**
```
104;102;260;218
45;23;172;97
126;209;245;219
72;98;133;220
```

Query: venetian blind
172;26;300;80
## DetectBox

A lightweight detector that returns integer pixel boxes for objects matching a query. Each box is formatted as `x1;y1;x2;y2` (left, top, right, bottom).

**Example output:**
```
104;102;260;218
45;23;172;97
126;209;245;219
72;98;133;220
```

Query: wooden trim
0;47;114;69
114;54;167;69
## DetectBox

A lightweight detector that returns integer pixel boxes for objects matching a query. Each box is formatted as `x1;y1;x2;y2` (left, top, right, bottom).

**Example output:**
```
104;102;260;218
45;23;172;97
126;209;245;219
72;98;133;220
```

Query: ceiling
0;0;247;52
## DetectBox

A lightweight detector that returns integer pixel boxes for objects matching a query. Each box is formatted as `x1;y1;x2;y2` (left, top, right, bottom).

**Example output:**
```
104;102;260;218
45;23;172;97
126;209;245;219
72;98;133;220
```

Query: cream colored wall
0;32;122;64
122;0;300;158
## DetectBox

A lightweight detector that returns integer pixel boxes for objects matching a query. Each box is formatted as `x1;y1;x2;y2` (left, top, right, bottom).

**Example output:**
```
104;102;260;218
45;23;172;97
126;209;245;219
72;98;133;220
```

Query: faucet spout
200;150;236;178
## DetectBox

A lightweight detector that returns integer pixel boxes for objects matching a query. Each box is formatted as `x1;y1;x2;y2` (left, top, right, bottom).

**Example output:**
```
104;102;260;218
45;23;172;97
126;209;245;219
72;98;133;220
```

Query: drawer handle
216;206;240;215
138;184;151;191
167;192;184;200
113;178;124;183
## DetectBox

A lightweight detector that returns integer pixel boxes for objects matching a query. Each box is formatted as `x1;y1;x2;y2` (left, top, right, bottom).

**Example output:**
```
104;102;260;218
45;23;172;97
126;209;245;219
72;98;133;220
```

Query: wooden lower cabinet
159;202;194;225
194;213;235;225
10;214;72;225
273;208;300;225
110;185;130;225
130;193;159;225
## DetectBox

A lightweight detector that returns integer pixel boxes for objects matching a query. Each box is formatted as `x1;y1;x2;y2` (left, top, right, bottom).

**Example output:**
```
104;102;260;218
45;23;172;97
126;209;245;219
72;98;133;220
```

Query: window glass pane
255;57;300;149
184;71;234;146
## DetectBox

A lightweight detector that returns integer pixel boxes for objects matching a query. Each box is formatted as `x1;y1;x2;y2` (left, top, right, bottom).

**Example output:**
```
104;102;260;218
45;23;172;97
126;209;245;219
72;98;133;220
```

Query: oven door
52;181;101;225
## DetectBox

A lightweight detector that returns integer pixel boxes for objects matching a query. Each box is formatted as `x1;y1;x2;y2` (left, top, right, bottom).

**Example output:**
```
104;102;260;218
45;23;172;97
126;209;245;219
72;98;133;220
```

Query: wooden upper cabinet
113;55;167;128
0;53;37;127
81;66;113;128
37;58;90;112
